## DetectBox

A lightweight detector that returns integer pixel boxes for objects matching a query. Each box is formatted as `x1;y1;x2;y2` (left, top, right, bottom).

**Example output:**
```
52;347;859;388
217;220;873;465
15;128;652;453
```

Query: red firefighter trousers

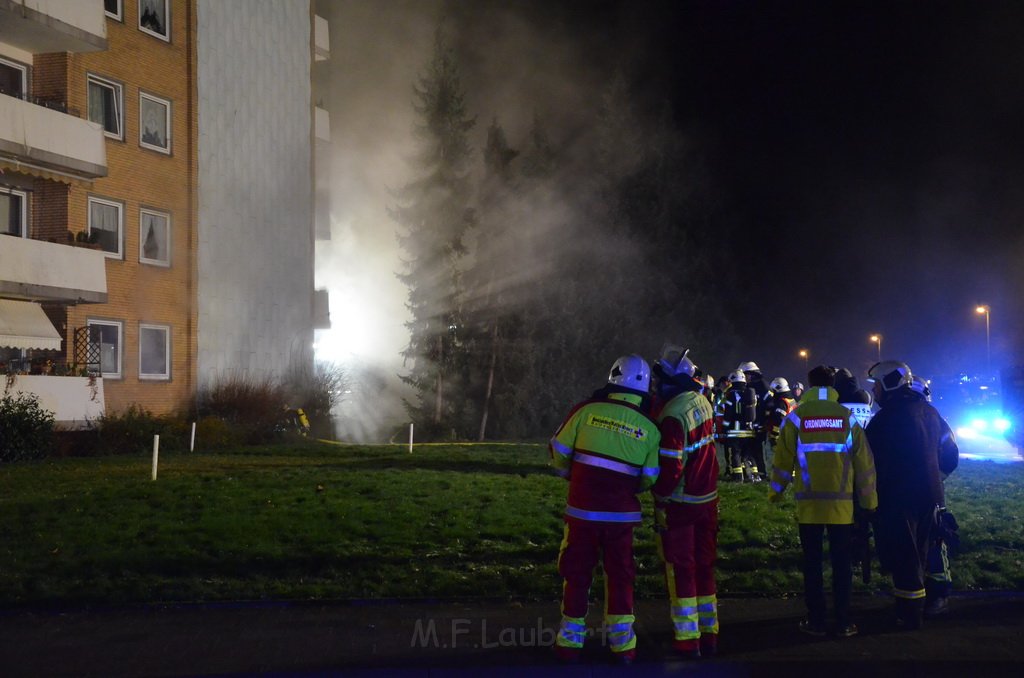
558;519;636;619
660;501;718;598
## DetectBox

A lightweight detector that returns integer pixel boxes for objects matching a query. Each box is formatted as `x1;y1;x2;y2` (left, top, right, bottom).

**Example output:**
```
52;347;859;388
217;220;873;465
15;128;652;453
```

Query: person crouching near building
769;365;878;637
650;346;720;659
549;354;662;664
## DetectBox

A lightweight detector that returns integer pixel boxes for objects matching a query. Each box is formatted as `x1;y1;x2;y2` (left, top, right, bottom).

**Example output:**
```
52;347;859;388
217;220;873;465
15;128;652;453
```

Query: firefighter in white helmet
650;346;721;658
721;369;757;482
549;354;661;664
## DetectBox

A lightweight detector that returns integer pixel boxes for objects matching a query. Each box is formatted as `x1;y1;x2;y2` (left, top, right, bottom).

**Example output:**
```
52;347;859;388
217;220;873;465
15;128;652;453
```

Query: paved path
2;592;1023;676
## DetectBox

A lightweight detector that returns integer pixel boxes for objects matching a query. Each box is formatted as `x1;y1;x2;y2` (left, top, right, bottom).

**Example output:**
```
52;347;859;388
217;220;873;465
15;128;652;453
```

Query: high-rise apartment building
0;0;329;426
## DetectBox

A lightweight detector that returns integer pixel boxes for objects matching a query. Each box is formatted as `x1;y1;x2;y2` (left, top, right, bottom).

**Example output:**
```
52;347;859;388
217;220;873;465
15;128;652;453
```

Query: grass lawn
0;441;1021;605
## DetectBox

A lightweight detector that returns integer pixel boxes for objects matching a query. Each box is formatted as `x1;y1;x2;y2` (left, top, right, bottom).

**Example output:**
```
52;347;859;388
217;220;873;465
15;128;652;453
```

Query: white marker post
190;421;196;452
408;423;414;453
151;434;160;480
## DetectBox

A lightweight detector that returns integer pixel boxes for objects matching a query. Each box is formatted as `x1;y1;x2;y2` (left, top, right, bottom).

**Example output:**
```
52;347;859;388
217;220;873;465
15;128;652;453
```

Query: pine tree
391;29;477;439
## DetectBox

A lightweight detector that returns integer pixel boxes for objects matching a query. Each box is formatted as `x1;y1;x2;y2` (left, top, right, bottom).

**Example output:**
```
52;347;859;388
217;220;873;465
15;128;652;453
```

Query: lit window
139;208;170;266
88;320;122;379
104;0;122;21
1;187;27;238
88;196;123;258
87;74;123;139
139;324;170;380
138;0;170;42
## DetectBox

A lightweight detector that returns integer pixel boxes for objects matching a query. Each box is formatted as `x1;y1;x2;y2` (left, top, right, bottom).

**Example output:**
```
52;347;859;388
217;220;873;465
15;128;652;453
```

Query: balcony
0;0;107;54
0;93;107;181
0;236;107;304
314;14;329;62
3;374;104;430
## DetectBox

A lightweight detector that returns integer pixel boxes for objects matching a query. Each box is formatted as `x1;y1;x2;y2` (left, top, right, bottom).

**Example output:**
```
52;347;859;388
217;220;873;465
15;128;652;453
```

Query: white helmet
728;369;747;384
910;375;932;401
737;361;760;373
791;381;805;393
657;344;697;379
867;360;913;392
769;377;790;393
608;354;651;394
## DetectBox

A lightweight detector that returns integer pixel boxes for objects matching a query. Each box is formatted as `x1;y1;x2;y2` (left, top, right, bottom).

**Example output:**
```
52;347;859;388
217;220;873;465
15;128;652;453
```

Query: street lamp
798;349;808;372
870;334;882;362
976;305;991;372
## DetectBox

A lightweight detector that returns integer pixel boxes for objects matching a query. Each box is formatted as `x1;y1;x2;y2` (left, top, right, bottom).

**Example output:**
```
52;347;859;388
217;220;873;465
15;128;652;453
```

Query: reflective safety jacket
766;392;798;444
721;384;757;439
651;389;718;505
769;386;878;524
549;391;661;524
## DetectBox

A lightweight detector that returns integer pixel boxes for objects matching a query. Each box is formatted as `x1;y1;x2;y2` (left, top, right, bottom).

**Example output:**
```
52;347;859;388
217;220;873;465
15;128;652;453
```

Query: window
0;57;27;98
88;196;123;258
139;324;170;380
104;0;122;21
138;0;170;41
87;74;123;139
139;92;171;153
139;208;170;266
87;320;122;378
1;187;27;238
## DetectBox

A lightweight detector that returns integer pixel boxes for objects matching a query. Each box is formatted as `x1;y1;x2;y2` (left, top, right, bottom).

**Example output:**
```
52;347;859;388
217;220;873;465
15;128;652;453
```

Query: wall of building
64;0;197;416
195;0;314;387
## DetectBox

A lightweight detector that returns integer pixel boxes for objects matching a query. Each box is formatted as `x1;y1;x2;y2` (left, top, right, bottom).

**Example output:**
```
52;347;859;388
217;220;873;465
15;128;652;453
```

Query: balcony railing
0;93;106;180
0;88;78;117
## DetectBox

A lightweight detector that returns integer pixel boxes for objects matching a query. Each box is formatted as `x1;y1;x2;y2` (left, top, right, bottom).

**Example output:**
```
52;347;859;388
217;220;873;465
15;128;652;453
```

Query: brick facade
59;0;198;416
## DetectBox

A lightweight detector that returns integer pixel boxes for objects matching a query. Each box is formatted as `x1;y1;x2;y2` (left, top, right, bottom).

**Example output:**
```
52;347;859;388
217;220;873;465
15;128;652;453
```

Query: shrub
0;392;55;463
193;416;242;450
284;360;347;439
192;374;287;444
98;404;185;455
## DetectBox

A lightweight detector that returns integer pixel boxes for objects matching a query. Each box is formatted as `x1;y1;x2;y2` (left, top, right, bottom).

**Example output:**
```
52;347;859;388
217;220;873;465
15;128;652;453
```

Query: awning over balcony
0;299;62;350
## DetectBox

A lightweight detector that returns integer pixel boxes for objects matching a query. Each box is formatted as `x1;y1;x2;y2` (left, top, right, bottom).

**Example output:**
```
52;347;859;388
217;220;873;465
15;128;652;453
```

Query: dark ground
1;592;1023;677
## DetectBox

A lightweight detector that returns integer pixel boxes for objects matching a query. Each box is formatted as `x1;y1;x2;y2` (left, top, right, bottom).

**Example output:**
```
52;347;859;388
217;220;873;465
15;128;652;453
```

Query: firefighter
721;369;757;482
549;355;662;664
910;374;960;617
835;368;874;428
791;381;806;400
769;365;878;637
765;377;798;474
739;361;770;481
650;346;720;659
865;361;952;630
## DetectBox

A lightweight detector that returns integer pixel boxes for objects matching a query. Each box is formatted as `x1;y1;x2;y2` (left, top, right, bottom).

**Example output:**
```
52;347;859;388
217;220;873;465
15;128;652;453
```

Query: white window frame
138;323;170;381
139;208;171;266
1;186;28;238
87;319;123;379
87;74;124;140
138;91;171;154
0;56;28;98
104;0;123;21
138;0;170;42
88;196;124;259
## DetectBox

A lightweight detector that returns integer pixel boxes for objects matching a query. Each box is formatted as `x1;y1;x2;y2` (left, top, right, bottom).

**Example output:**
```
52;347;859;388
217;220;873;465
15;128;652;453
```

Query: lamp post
870;334;882;362
798;349;808;372
976;305;991;372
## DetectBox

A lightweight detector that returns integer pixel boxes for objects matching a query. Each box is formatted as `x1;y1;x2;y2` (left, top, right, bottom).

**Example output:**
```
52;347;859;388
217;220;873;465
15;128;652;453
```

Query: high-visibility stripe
770;480;786;493
550;437;572;457
671;597;700;641
697;595;719;634
642;465;660;477
672;605;697;616
774;468;793;481
605;614;636;652
574;452;641;477
725;430;755;438
680;490;718;504
785;411;802;428
564;505;642;522
893;587;926;600
685;434;716;452
798;442;847;453
660;446;684;460
556;616;587;648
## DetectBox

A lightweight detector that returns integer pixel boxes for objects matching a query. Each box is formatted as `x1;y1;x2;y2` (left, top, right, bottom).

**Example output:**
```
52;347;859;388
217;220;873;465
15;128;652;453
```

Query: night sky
625;0;1024;380
324;0;1024;409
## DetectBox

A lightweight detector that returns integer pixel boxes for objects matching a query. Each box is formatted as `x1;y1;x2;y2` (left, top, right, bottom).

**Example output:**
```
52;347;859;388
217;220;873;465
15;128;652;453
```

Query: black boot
895;597;924;630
